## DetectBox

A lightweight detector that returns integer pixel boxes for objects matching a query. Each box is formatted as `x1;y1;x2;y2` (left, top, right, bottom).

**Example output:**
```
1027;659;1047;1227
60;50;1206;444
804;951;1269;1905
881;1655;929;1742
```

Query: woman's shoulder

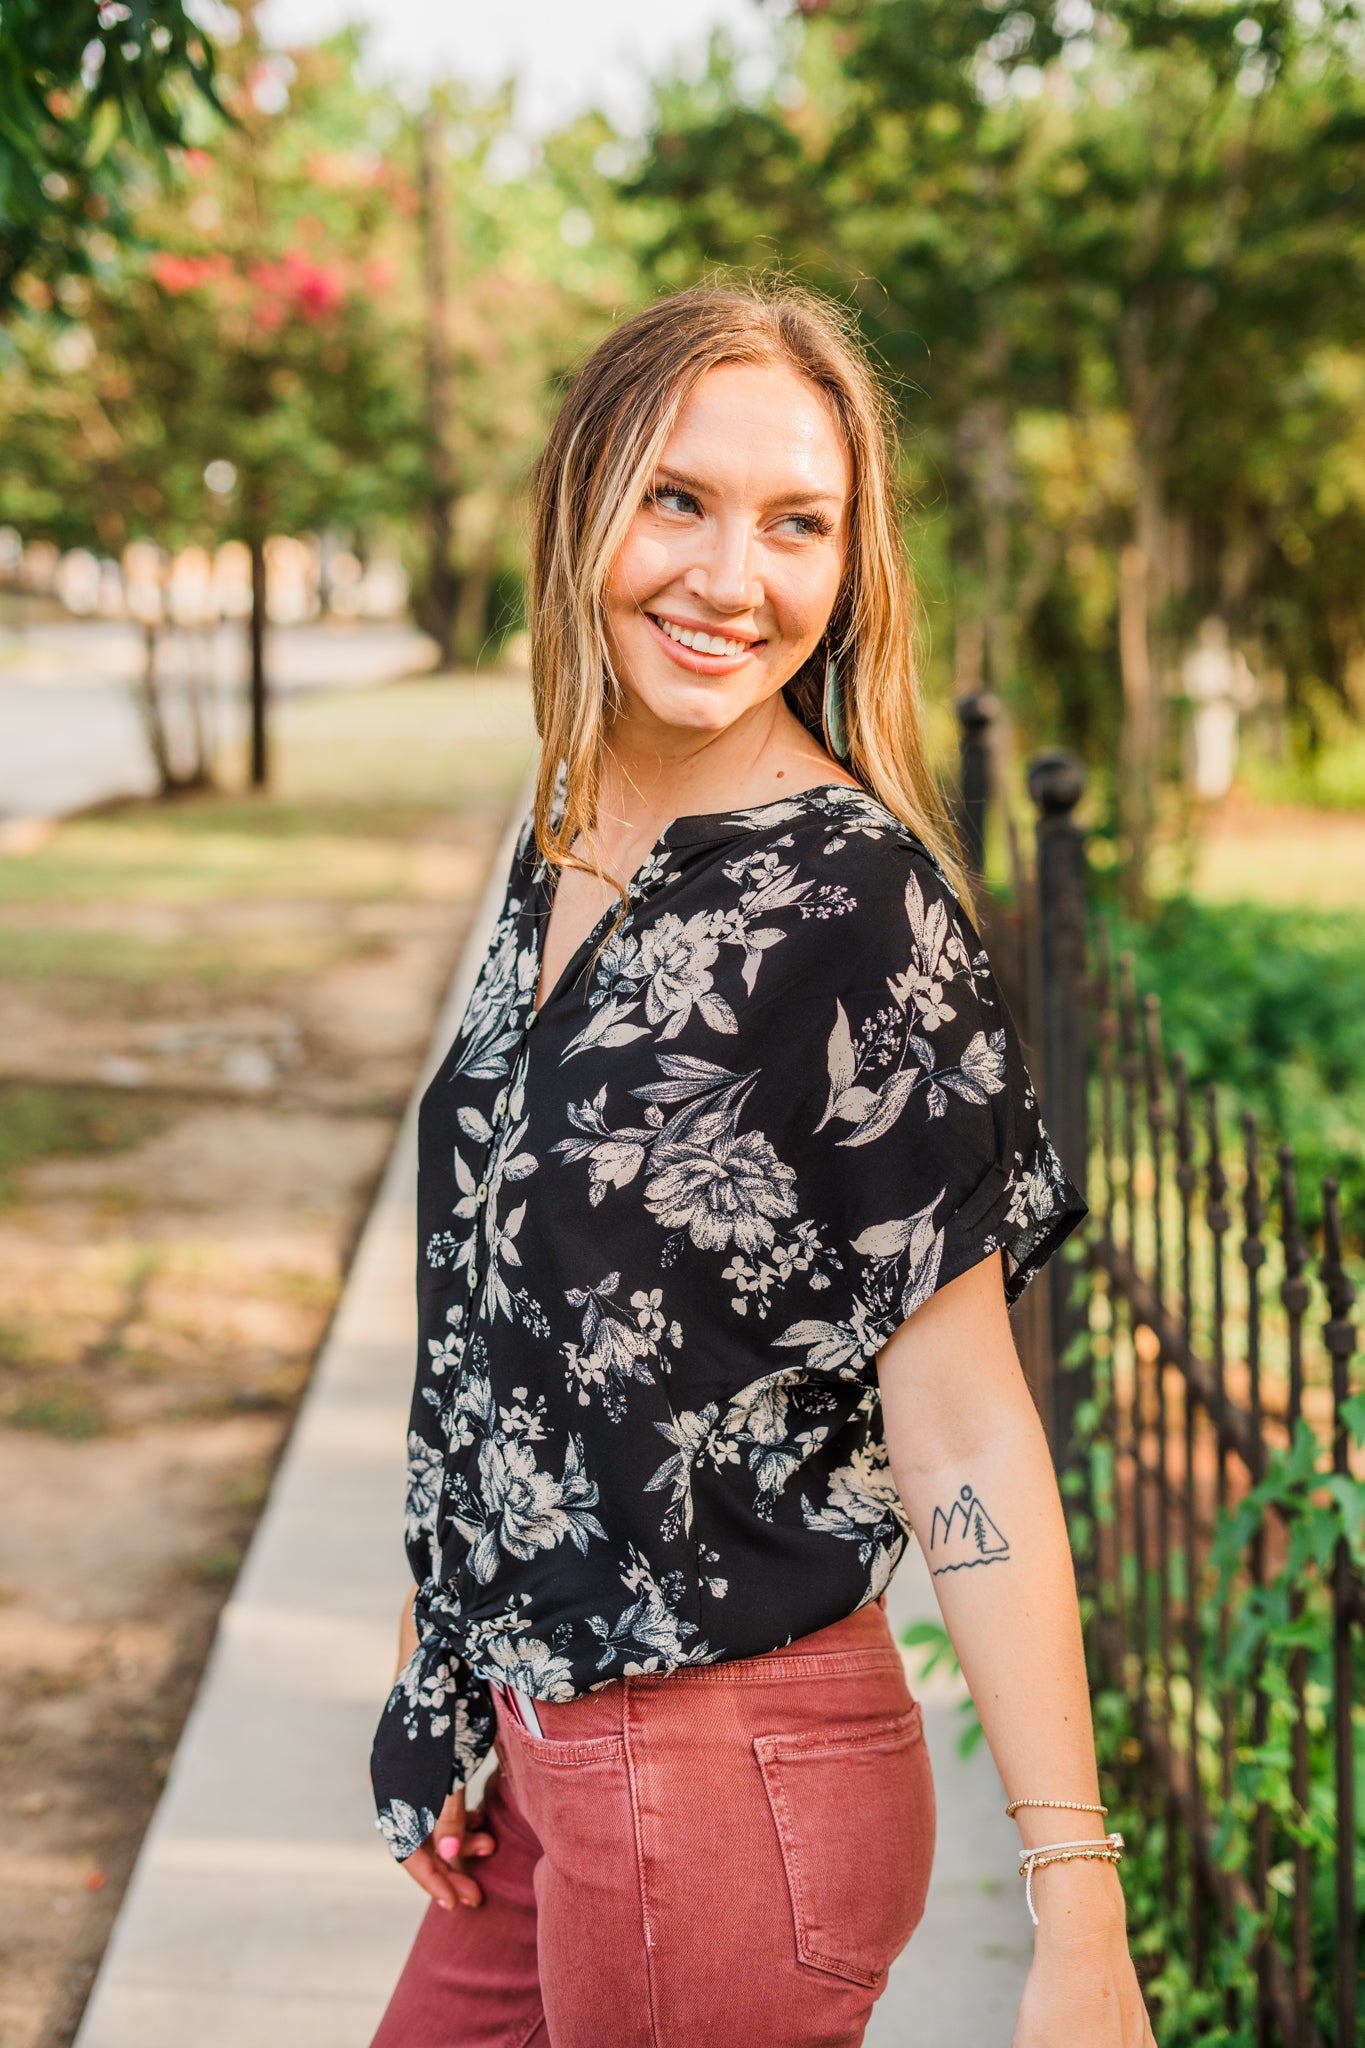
726;779;985;999
772;780;967;918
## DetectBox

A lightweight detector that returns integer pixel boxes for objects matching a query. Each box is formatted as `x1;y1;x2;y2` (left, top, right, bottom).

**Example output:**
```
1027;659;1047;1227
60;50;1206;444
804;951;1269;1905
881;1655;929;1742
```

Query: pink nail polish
437;1836;462;1861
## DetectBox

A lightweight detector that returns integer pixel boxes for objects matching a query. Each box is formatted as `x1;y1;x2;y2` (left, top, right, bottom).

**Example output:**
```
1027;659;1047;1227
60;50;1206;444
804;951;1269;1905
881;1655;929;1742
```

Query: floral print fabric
369;778;1088;1860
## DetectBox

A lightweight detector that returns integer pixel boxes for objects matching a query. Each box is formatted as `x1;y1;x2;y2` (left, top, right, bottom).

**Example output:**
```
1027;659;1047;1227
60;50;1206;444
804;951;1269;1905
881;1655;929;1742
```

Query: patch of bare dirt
0;793;512;2048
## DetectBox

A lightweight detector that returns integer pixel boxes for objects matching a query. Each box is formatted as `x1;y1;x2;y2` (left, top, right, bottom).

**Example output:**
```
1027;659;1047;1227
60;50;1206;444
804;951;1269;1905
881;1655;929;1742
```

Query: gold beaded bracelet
1018;1831;1125;1924
1005;1796;1108;1818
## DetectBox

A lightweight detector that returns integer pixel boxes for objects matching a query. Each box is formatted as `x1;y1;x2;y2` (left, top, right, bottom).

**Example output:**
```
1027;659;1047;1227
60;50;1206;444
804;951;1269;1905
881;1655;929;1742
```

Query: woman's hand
399;1786;497;1913
1012;1866;1157;2046
387;1586;498;1911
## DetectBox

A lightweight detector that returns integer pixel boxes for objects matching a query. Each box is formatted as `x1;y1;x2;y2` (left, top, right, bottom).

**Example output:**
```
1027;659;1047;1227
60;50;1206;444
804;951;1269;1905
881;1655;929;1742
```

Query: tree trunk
249;535;268;790
136;623;175;794
421;105;458;668
1118;541;1152;917
453;530;503;666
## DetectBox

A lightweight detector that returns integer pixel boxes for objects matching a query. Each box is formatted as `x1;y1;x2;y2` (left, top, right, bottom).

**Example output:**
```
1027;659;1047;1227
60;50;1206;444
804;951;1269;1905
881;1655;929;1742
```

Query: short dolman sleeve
774;832;1088;1353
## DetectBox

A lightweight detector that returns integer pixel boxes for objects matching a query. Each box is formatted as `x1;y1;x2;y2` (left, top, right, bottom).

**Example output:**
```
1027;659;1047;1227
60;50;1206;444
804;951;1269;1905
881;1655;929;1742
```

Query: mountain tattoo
928;1483;1010;1575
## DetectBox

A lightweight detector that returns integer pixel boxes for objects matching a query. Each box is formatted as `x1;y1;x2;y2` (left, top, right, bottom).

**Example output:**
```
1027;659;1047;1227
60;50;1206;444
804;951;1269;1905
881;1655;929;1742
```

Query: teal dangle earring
823;652;851;763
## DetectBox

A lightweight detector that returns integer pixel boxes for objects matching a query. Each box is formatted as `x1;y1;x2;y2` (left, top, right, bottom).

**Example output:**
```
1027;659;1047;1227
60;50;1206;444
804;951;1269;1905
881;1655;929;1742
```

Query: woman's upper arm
874;1247;1040;1481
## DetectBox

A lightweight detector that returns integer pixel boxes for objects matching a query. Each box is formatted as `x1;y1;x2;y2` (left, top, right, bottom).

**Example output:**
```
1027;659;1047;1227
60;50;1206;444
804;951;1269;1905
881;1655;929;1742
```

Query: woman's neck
595;697;850;850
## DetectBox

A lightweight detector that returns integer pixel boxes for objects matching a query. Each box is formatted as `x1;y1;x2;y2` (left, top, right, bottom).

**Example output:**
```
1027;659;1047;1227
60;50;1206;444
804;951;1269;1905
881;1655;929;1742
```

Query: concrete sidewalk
73;777;1030;2048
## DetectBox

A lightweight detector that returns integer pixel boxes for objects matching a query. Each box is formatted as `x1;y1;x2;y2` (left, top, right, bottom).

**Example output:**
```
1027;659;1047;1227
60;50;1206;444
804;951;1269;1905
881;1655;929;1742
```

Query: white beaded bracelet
1017;1831;1125;1925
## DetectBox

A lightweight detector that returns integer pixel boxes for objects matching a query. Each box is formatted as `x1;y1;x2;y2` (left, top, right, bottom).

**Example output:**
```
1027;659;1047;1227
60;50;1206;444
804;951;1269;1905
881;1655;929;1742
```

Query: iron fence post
955;692;996;880
1026;749;1092;1468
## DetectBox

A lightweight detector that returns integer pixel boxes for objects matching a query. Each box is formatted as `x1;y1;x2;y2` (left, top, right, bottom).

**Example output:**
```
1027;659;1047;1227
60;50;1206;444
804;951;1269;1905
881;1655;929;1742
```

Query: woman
369;283;1156;2048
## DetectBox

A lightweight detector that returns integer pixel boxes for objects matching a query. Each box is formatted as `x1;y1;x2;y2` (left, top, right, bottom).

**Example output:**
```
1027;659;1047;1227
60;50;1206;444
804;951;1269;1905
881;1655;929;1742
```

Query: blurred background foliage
0;0;223;312
1;0;1363;839
2;0;1362;814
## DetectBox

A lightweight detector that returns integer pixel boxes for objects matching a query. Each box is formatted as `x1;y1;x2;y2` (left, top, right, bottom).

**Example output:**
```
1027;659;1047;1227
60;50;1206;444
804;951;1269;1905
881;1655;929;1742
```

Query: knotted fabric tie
368;1579;496;1863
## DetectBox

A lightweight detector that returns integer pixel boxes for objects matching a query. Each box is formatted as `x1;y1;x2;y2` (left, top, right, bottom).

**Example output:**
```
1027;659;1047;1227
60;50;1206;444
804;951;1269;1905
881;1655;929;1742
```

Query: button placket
471;1020;535;1306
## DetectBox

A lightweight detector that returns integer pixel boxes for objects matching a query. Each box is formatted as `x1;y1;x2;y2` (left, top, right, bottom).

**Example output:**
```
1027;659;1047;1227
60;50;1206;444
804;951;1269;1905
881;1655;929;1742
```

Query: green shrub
1099;897;1365;1238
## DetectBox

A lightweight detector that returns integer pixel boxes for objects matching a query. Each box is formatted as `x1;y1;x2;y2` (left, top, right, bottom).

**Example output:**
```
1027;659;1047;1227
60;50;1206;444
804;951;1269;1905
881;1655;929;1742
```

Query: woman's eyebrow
654;465;846;509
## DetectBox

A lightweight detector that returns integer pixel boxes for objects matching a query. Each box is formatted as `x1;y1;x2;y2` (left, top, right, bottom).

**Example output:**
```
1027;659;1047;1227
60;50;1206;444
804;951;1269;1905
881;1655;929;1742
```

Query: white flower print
376;1796;435;1863
553;1086;653;1204
464;1432;607;1585
636;912;735;1037
772;1295;885;1376
475;1622;576;1701
707;1369;835;1519
816;868;1002;1149
442;1367;495;1451
886;870;977;1024
646;1123;795;1253
427;1328;463;1376
405;1432;444;1552
559;838;853;1059
558;1054;801;1265
958;1029;1008;1101
471;1065;549;1337
586;1546;714;1673
850;1194;948;1325
452;900;538;1081
801;1440;910;1563
373;781;1088;1867
560;1271;682;1421
722;1218;840;1319
645;1404;719;1539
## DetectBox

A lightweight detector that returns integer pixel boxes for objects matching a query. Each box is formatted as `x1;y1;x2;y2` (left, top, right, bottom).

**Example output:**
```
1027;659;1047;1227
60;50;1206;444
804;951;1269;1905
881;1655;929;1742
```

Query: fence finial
1026;748;1086;817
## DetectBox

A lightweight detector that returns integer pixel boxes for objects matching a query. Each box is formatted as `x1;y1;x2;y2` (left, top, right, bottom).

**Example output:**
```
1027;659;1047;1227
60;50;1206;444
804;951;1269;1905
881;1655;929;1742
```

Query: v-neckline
528;780;860;1020
530;835;667;1021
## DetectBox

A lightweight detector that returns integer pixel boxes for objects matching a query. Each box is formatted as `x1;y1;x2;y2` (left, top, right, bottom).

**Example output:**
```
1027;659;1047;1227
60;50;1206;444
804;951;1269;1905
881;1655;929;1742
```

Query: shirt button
476;1183;488;1204
493;1089;508;1120
469;1264;479;1288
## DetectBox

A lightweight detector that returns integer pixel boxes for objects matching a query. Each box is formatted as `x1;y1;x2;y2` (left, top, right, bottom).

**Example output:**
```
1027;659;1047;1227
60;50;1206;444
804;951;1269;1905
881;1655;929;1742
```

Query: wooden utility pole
420;105;457;667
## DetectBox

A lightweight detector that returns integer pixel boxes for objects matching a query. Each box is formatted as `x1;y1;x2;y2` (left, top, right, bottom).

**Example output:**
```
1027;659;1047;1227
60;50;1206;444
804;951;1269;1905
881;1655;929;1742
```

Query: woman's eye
774;512;835;539
647;486;700;516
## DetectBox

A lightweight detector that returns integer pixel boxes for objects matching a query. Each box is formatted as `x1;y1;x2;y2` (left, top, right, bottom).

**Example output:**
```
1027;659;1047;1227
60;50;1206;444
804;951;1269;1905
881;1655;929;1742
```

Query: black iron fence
956;696;1363;2046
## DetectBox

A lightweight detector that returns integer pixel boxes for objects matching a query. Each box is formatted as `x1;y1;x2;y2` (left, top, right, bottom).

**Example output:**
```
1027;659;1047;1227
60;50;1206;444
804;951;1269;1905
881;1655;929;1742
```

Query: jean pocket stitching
758;1701;924;1764
755;1710;928;1989
503;1721;624;1768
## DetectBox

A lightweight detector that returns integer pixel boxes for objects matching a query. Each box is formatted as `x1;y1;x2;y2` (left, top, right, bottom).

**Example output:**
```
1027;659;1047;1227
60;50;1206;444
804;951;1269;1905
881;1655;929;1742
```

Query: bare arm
876;1251;1156;2047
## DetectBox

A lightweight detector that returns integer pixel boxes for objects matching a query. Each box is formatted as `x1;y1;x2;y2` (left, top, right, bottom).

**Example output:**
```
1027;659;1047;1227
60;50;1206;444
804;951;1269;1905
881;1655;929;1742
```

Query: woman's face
602;360;852;743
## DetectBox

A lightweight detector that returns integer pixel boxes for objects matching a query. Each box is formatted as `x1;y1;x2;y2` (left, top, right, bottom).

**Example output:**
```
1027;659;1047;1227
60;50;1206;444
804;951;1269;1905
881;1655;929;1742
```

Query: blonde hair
527;279;973;924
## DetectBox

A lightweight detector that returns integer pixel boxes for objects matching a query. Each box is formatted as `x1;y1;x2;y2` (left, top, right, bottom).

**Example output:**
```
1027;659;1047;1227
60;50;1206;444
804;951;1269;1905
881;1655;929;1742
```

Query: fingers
462;1806;497;1860
402;1844;461;1913
400;1807;496;1911
432;1789;468;1840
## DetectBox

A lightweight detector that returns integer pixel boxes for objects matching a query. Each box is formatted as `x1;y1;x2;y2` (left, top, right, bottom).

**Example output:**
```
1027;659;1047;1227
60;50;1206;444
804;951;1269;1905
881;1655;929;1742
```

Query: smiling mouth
647;613;761;660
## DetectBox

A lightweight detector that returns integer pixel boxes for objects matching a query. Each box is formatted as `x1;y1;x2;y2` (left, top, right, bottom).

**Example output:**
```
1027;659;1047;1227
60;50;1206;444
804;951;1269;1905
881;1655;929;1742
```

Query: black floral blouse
369;776;1088;1860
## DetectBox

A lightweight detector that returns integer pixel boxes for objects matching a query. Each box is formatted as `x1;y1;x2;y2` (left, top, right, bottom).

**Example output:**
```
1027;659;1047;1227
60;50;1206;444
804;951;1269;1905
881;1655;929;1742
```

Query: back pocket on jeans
755;1703;935;1988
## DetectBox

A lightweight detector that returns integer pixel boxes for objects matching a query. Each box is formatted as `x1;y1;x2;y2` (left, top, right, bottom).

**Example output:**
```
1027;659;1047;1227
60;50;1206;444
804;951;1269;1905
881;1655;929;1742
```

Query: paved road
0;620;437;822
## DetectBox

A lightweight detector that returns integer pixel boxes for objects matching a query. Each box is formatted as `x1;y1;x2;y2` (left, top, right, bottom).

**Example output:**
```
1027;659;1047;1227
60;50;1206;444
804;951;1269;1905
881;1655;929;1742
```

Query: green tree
0;24;651;784
0;22;426;785
0;0;224;313
621;2;1365;903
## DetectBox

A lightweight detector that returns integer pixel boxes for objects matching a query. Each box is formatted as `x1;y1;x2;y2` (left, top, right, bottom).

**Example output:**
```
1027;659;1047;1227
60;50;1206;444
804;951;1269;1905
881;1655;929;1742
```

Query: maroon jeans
370;1600;935;2048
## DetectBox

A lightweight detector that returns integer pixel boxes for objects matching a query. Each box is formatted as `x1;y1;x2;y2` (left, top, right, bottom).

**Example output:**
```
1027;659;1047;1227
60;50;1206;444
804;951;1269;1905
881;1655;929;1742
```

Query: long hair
526;279;973;922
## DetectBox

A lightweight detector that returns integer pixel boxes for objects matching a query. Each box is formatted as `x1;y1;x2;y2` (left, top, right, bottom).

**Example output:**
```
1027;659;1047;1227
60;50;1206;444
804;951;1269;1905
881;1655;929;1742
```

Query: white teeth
654;616;749;659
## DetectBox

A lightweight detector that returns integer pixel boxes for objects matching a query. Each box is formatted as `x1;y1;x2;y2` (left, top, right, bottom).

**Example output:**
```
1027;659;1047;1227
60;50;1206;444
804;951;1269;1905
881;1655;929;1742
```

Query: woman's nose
685;520;761;615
